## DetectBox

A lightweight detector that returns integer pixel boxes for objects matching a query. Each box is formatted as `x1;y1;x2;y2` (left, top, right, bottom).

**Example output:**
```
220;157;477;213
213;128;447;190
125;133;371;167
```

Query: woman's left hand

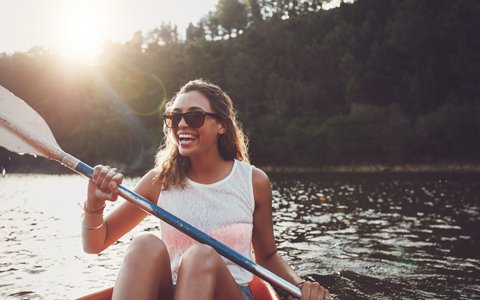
289;281;330;300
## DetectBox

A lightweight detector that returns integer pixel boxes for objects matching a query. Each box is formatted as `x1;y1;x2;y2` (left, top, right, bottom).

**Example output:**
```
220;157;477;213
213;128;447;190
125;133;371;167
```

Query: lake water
0;173;479;299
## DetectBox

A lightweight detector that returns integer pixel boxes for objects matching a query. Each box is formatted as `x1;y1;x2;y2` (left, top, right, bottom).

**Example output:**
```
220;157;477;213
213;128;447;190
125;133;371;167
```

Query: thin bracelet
80;201;106;216
82;220;104;230
295;280;306;287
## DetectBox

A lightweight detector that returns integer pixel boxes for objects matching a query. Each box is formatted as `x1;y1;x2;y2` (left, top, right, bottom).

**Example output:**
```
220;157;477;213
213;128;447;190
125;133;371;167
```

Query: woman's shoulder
250;166;272;209
235;160;267;178
252;166;269;183
134;169;163;203
252;166;271;195
137;168;161;184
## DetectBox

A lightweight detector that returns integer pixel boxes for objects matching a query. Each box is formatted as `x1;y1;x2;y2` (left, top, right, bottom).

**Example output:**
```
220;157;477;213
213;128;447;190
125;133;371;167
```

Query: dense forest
1;0;480;174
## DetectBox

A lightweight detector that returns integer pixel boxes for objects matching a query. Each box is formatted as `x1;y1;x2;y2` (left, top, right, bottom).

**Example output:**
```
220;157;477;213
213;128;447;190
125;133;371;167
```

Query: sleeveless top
157;159;255;285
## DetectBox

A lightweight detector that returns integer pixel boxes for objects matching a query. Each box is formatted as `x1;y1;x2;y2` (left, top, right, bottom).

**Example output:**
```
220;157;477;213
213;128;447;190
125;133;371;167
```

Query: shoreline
261;163;480;174
4;163;480;175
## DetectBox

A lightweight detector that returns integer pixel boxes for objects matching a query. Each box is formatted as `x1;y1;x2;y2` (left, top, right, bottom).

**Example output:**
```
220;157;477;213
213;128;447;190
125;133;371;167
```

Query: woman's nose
177;115;188;128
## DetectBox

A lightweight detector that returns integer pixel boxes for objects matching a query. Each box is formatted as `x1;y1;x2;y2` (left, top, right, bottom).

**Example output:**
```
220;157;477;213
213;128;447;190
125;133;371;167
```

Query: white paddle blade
0;85;61;159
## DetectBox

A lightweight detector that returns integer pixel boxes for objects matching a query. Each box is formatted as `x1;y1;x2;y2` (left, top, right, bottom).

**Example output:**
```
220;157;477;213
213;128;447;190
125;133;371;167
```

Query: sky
0;0;218;61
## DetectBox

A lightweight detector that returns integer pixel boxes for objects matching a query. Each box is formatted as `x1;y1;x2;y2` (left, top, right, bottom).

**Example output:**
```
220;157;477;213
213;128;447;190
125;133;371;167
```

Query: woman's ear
218;120;228;135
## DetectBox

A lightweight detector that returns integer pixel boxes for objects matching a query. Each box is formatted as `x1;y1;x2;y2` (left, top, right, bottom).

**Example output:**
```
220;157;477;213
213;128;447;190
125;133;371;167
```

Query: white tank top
158;159;255;285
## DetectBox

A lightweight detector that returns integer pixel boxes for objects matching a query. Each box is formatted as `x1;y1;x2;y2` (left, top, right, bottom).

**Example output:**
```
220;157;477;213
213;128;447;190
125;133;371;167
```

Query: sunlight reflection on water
0;174;143;299
0;173;479;299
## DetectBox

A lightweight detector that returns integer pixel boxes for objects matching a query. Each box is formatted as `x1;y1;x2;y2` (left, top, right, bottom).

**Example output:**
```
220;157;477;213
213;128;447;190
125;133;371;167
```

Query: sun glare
52;2;107;63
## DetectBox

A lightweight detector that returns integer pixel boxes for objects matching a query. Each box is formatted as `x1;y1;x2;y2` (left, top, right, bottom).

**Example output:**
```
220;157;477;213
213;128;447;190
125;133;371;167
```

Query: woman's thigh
174;244;246;300
113;233;173;300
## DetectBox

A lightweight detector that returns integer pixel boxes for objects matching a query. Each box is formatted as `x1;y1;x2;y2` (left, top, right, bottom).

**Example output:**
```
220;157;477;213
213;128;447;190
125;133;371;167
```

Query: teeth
178;133;197;139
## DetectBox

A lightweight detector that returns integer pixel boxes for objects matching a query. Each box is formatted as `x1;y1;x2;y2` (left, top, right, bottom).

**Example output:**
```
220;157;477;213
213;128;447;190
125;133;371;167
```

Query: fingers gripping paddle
0;85;301;298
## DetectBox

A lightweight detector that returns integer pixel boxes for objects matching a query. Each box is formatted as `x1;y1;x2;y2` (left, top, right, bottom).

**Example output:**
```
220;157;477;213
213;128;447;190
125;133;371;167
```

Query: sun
52;1;107;63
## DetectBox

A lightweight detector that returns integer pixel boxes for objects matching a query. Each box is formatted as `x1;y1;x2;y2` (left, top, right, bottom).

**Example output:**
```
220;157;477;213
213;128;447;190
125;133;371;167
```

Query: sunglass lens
172;114;182;127
184;112;205;128
164;114;179;128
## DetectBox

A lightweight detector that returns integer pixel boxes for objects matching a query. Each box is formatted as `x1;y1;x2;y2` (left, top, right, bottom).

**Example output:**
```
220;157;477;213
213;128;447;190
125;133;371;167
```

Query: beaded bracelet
82;220;104;230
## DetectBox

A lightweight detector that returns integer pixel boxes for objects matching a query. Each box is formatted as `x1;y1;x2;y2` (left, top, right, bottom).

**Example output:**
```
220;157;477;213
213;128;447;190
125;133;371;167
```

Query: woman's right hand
86;165;124;211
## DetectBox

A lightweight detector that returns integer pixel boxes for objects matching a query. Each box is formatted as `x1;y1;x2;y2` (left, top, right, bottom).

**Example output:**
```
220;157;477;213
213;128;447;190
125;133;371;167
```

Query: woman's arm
251;167;329;300
251;167;302;283
82;166;162;254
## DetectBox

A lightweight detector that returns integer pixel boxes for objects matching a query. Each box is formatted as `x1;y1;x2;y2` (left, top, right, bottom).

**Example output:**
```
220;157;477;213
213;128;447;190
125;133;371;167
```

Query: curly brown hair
154;79;249;190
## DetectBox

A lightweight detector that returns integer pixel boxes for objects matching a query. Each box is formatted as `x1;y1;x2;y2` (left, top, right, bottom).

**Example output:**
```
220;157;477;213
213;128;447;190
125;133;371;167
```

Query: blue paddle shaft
74;161;301;298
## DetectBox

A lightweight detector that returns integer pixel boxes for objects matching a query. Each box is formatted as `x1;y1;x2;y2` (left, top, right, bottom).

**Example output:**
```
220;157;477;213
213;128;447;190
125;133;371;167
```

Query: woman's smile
177;132;199;146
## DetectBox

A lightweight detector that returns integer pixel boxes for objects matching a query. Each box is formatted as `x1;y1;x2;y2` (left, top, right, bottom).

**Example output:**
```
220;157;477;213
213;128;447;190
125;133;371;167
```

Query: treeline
1;0;480;174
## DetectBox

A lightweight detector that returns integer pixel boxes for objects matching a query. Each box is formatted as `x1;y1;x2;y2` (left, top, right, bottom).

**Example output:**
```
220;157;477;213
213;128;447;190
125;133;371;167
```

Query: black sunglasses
163;111;220;128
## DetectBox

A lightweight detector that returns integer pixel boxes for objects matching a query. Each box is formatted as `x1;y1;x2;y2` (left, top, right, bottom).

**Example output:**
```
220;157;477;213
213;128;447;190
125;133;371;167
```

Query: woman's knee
180;244;223;273
123;233;169;266
114;234;173;300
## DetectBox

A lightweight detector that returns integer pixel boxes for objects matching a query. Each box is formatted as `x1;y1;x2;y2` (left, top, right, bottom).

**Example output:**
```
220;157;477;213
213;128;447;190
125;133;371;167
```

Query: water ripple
1;173;479;299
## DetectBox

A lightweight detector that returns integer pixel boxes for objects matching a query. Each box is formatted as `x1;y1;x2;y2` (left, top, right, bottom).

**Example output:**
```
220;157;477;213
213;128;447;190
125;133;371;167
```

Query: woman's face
169;90;225;158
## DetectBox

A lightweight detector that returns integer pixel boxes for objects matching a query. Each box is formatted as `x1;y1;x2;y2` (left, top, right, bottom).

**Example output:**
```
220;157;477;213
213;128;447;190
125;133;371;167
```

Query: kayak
77;275;280;300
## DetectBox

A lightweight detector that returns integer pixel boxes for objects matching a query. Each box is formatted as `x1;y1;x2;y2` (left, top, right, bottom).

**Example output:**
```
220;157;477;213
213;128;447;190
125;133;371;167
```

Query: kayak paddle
0;85;302;298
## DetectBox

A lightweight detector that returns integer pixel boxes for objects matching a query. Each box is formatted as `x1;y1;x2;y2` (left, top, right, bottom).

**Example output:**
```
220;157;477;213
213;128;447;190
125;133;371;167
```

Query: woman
81;79;329;300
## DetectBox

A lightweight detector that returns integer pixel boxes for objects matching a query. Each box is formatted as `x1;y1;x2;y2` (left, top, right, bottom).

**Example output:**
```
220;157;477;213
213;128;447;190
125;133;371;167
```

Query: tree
186;22;206;42
246;0;263;24
125;30;144;53
215;0;248;38
147;23;179;47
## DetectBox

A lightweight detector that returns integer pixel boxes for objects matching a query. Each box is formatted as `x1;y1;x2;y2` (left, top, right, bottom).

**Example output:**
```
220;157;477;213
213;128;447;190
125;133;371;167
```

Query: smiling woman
52;2;108;62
